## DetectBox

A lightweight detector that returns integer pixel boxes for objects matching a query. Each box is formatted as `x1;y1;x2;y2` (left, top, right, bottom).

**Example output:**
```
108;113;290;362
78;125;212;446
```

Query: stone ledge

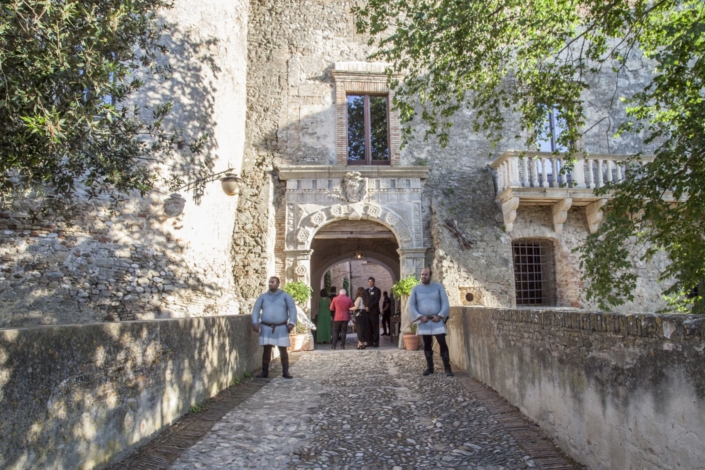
277;165;430;180
450;306;705;340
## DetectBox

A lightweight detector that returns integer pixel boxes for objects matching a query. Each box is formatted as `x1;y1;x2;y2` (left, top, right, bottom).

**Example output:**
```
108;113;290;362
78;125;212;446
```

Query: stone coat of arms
341;171;367;203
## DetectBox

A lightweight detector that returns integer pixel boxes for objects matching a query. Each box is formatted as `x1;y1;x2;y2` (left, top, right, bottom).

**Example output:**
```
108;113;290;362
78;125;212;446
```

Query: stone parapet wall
447;306;705;470
0;315;261;470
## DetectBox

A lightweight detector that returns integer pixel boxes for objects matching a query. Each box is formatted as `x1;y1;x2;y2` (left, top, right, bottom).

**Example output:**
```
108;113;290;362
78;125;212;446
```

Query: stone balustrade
489;151;653;234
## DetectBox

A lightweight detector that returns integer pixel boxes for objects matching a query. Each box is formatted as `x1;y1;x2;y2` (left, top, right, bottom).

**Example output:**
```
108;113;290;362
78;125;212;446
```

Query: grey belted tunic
251;290;297;346
408;282;450;336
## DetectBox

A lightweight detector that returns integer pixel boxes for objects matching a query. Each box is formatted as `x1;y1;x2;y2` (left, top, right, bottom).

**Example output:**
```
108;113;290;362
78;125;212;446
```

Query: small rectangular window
347;94;390;165
512;240;556;306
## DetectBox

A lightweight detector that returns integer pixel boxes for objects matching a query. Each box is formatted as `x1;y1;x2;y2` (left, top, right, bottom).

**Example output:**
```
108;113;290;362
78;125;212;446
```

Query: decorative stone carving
297;228;310;244
501;197;520;232
348;205;362;220
552;198;573;234
295;264;307;276
385;212;399;226
585;199;607;234
366;204;382;218
311;211;326;226
399;228;412;242
163;194;186;217
331;204;344;217
342;171;367;203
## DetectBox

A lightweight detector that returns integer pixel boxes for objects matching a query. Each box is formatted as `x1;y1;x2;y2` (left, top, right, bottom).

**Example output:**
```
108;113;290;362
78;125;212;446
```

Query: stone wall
446;307;705;469
0;315;261;470
243;0;667;313
0;0;251;327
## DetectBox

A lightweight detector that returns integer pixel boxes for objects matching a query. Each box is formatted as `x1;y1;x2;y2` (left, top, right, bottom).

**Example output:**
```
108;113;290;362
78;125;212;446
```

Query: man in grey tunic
252;276;297;379
409;267;453;376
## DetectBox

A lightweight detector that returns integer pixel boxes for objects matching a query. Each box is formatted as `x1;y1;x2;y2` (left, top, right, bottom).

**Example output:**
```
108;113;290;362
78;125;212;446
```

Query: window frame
346;93;391;166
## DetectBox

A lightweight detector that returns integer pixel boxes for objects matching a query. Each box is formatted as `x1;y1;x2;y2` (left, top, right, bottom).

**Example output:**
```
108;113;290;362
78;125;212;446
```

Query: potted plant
403;323;420;350
392;275;420;350
282;280;315;351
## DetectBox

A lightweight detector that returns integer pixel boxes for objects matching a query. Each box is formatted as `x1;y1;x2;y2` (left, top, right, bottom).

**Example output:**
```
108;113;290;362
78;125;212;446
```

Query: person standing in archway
351;287;369;349
381;291;392;336
366;277;382;347
316;288;332;344
329;288;353;349
251;276;297;379
409;268;453;377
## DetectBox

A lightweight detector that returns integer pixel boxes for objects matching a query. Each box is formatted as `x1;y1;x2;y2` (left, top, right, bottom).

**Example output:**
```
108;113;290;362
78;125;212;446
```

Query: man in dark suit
366;277;382;347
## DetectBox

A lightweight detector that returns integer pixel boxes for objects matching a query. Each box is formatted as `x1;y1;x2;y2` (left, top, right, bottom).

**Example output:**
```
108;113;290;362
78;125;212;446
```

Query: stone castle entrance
278;166;430;290
278;166;430;347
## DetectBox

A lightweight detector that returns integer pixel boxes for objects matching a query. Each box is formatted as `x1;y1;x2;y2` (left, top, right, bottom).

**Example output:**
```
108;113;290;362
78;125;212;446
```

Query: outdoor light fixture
170;168;241;197
220;173;241;196
352;239;365;260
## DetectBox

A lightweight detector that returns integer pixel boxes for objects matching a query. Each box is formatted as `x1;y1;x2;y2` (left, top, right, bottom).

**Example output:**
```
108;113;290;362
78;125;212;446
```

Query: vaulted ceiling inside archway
310;219;400;284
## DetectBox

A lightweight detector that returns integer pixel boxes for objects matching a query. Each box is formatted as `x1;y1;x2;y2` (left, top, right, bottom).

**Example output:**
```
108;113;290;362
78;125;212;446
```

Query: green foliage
355;0;705;312
189;404;203;414
243;371;251;379
324;270;332;290
282;280;312;305
294;311;317;334
294;321;308;334
229;377;240;386
409;323;417;335
391;275;419;299
0;0;209;218
342;276;350;294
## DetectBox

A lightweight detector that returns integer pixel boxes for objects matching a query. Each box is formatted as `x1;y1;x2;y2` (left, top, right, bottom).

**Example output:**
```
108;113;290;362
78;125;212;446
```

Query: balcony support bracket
501;197;520;232
586;199;607;234
552;198;573;234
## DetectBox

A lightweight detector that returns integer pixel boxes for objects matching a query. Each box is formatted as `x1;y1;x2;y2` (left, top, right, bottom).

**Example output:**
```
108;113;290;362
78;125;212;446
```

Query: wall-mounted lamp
220;173;241;196
171;168;241;197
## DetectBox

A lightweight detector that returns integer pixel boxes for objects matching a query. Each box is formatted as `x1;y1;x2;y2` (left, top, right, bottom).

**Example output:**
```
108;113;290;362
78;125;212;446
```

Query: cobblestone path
169;348;580;470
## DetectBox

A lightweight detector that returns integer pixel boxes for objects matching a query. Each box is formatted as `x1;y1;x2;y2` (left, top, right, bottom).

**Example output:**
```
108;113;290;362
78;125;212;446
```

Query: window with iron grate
512;240;557;306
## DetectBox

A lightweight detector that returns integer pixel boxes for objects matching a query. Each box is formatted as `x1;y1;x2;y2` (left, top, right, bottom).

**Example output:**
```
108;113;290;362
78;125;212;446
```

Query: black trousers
368;312;380;345
355;311;369;343
422;334;449;355
382;311;391;334
331;320;347;348
262;345;289;366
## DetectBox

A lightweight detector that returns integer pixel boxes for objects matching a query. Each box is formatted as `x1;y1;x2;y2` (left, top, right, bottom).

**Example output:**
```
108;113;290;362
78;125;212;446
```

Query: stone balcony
490;151;652;234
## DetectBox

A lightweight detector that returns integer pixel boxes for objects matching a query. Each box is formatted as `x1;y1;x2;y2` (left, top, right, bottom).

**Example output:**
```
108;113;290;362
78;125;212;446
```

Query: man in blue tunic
251;276;297;379
408;267;453;377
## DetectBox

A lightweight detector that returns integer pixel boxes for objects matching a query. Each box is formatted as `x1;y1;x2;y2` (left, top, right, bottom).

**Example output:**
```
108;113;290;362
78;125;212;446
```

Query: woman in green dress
316;288;332;344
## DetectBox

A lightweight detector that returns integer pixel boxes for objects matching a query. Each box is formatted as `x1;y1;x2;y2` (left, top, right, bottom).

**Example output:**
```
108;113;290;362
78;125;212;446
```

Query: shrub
391;275;419;299
282;280;312;305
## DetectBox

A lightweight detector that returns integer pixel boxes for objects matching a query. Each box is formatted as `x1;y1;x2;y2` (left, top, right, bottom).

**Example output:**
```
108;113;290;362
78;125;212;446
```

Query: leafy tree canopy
0;0;206;219
355;0;705;312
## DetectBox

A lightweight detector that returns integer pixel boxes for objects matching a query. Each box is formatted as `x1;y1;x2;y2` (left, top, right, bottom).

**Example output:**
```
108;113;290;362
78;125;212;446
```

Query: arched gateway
277;166;430;289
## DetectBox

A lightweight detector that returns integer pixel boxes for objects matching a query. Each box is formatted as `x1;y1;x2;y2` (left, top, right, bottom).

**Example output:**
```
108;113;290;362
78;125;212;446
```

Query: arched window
512;239;556;306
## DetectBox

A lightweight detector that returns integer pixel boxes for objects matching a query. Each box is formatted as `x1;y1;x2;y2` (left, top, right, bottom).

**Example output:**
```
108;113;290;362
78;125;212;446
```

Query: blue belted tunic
408;282;450;336
251;290;297;346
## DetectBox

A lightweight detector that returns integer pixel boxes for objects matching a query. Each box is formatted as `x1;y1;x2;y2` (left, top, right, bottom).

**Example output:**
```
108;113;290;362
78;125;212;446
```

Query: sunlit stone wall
0;315;261;469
